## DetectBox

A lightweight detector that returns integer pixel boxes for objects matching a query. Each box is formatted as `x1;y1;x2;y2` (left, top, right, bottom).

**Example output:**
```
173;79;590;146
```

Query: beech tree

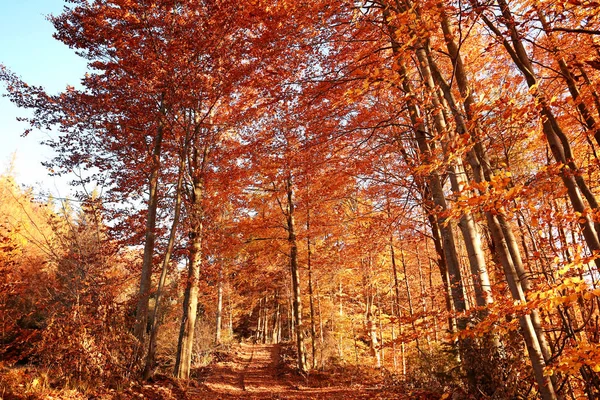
2;0;600;398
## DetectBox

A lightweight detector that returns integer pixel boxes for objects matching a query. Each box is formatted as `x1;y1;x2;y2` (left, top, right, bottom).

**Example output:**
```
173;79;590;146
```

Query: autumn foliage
2;0;600;399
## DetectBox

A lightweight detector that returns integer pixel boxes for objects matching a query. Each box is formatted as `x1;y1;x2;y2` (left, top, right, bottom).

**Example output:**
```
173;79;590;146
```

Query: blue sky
0;0;88;197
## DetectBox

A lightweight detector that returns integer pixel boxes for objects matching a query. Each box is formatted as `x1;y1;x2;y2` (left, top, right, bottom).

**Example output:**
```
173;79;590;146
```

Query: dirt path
203;343;291;396
200;343;413;399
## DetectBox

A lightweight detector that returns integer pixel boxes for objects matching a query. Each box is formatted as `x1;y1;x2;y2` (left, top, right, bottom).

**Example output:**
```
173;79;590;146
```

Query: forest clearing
1;0;600;399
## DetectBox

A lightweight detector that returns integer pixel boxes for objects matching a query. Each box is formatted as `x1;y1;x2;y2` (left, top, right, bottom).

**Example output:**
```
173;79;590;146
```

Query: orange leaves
452;270;600;348
451;171;521;219
546;342;600;376
527;276;600;310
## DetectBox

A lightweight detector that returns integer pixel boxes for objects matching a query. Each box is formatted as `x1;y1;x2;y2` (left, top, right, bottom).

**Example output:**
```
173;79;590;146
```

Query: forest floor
186;342;438;399
0;343;443;399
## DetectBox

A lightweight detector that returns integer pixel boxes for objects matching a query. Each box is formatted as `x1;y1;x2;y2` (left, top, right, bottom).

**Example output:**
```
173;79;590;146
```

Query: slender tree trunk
286;173;307;373
426;243;439;343
317;280;325;370
352;323;359;364
174;135;210;379
434;5;561;397
399;243;419;351
288;285;295;342
215;266;224;345
391;315;398;373
228;288;233;338
134;108;165;352
174;176;203;379
256;298;263;343
363;258;381;368
390;238;406;377
415;249;431;350
307;210;317;369
427;214;456;334
259;298;265;343
272;298;281;344
338;282;344;361
143;145;185;379
264;299;270;343
378;303;384;366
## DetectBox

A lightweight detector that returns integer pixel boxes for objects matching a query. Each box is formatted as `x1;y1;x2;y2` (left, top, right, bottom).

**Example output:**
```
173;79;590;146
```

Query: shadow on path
199;343;412;399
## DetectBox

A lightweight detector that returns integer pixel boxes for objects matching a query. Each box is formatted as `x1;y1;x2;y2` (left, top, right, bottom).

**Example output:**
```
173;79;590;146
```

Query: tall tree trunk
272;298;281;344
363;257;381;368
134;106;165;353
228;287;234;339
174;176;203;379
390;238;406;376
256;298;263;343
317;280;325;370
427;214;456;334
383;2;468;337
434;5;560;397
265;300;270;343
338;282;344;361
399;244;419;350
215;265;224;345
174;134;211;379
143;145;185;379
415;250;431;350
404;2;492;318
288;285;295;342
286;173;307;373
307;210;317;370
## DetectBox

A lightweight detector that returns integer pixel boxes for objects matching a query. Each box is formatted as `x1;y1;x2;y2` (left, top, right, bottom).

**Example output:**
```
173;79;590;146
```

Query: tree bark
215;266;224;345
134;105;165;352
307;210;317;369
435;5;561;397
362;257;381;368
143;144;185;379
382;3;468;334
286;173;307;373
173;177;203;379
174;133;210;379
390;238;406;376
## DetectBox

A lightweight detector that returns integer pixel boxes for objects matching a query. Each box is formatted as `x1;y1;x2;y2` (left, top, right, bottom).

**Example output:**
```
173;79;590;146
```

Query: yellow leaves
31;377;43;389
528;82;540;95
556;251;598;276
488;171;512;191
564;276;583;285
546;342;600;377
528;275;600;311
454;277;600;346
451;170;521;220
504;184;523;200
583;290;600;300
371;67;380;80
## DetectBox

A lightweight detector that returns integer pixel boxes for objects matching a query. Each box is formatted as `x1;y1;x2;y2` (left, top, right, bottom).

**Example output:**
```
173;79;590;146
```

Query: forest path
199;342;410;399
203;342;291;396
